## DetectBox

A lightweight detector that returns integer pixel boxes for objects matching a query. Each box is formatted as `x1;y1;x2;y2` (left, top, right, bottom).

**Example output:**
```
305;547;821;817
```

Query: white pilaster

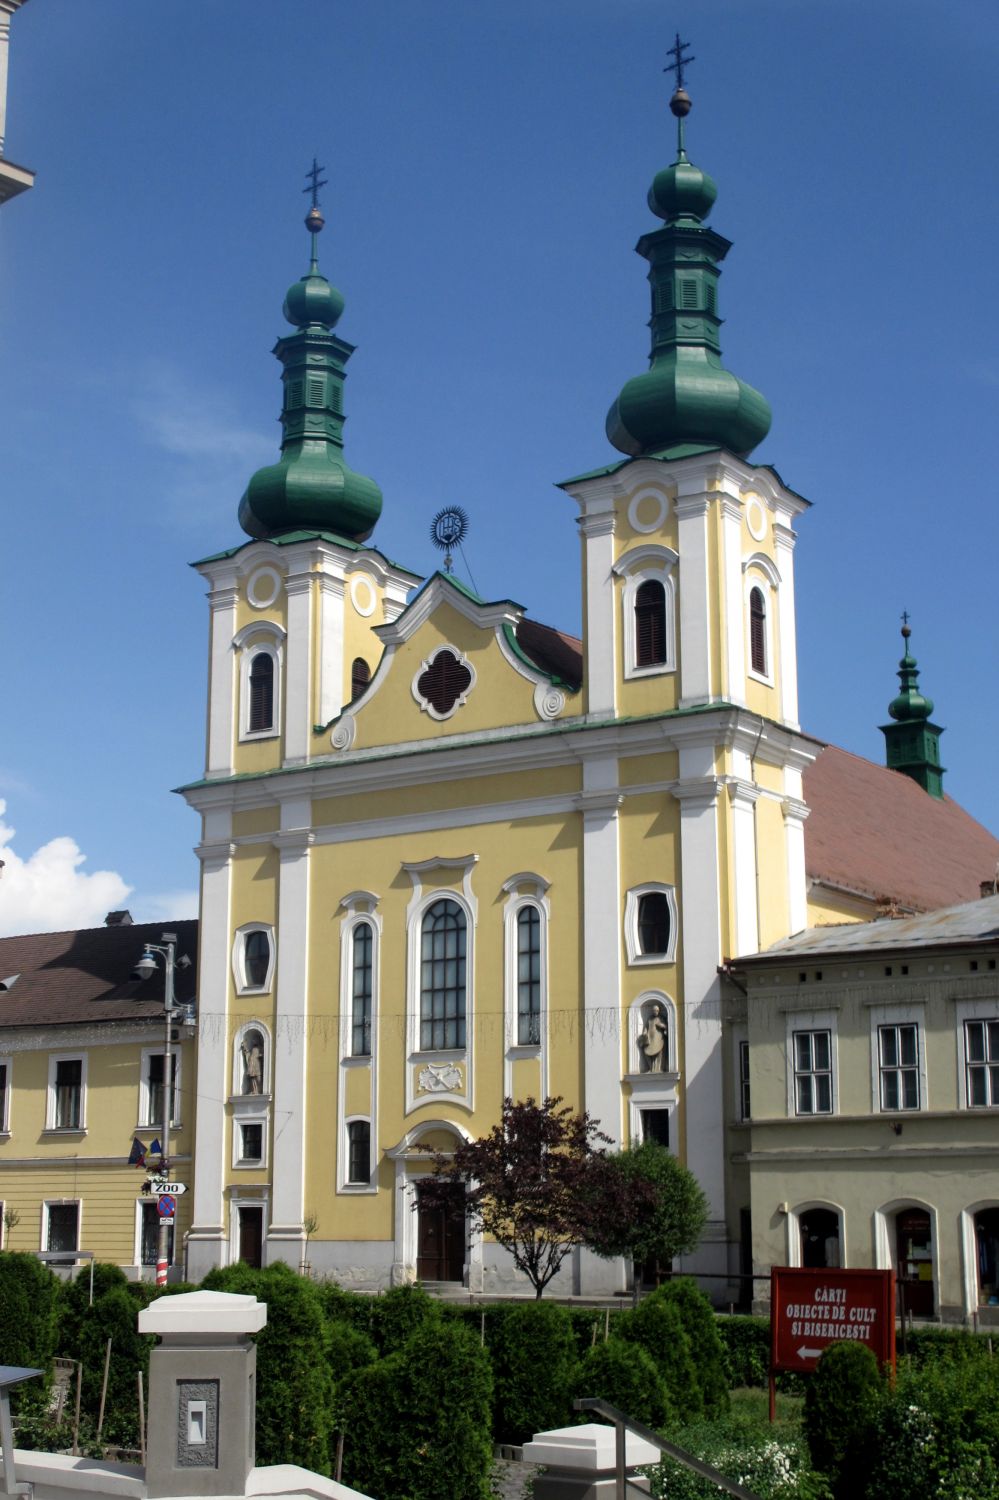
204;569;239;778
317;571;346;727
283;571;314;765
720;496;746;706
782;782;810;936
577;761;622;1142
674;488;712;707
267;802;313;1262
579;508;617;717
186;818;235;1281
773;522;800;729
728;780;761;957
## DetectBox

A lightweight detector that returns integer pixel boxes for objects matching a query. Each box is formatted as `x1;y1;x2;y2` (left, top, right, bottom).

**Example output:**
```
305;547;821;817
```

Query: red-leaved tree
420;1096;610;1298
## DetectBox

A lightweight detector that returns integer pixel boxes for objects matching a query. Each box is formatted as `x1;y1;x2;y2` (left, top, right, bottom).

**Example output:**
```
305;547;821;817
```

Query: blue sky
1;0;997;933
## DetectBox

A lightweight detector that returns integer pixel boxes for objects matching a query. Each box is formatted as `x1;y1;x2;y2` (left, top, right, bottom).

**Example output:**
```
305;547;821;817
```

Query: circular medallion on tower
246;567;283;610
350;575;377;617
745;496;768;542
627;488;670;535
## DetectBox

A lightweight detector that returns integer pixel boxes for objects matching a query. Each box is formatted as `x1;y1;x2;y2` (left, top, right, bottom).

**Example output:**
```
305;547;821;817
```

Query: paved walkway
491;1457;540;1500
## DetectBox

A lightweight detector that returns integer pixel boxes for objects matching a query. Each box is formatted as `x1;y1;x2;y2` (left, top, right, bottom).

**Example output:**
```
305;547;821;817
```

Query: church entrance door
238;1205;264;1268
416;1182;465;1282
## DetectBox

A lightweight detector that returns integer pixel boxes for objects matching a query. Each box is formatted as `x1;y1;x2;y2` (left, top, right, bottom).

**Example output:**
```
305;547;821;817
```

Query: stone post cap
522;1423;660;1471
138;1289;268;1336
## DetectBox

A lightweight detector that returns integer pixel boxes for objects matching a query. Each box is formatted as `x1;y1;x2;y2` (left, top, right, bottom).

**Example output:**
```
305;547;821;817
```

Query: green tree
652;1280;729;1416
490;1301;577;1444
584;1144;707;1302
614;1293;702;1423
0;1251;60;1372
804;1341;884;1499
574;1338;669;1430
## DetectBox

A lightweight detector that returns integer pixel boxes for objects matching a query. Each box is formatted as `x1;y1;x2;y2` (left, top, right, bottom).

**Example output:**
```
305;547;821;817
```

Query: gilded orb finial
302;156;328;235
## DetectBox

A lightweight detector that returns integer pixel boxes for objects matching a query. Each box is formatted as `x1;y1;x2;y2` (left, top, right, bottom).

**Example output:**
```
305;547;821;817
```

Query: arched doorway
416;1179;466;1283
896;1208;934;1316
975;1208;999;1307
800;1208;841;1268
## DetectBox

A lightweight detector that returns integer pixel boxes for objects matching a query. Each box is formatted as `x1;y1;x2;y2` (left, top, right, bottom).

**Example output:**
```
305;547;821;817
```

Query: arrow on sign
796;1345;823;1361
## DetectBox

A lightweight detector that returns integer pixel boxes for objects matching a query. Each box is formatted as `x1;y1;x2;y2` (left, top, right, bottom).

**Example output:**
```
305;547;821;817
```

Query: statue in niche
240;1034;264;1094
637;1003;669;1074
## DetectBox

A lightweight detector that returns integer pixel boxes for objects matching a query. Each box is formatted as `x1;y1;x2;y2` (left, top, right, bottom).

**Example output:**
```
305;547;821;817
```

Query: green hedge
863;1356;999;1500
0;1251;60;1374
573;1338;668;1429
804;1342;885;1499
716;1314;770;1387
614;1293;702;1423
490;1301;578;1444
652;1281;729;1416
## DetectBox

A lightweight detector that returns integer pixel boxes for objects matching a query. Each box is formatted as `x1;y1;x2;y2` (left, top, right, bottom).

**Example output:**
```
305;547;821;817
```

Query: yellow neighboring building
0;915;197;1277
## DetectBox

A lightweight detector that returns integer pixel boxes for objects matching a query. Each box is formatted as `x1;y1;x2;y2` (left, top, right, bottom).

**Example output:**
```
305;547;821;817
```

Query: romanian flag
128;1137;147;1167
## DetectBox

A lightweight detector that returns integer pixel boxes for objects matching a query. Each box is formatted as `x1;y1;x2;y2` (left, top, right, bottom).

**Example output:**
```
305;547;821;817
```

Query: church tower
183;51;817;1296
880;618;945;798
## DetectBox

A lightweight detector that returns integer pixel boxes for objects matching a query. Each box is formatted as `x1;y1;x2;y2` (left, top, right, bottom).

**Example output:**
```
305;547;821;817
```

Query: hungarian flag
128;1137;147;1166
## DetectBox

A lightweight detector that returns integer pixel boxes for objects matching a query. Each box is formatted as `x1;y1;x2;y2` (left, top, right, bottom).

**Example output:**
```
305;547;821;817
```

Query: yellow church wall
312;764;581;831
342;570;389;704
616;664;680;717
232;727;284;778
343;1066;372;1118
233;584;288;640
617;750;680;787
349;602;554;749
805;888;872;927
232;807;280;838
612;481;679;555
230;845;280;928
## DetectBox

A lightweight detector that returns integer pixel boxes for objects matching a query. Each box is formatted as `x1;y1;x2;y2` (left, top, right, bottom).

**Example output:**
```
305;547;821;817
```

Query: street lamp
133;932;191;1288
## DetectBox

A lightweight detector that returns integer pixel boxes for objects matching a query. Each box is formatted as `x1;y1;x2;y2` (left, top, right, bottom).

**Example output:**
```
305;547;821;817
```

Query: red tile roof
0;918;198;1031
803;744;999;914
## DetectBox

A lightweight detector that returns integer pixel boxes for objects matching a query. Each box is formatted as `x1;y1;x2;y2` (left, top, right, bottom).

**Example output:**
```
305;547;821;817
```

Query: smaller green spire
880;615;946;798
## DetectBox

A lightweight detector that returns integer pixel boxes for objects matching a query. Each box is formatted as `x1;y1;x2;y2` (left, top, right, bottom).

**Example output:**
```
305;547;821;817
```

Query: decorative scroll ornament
418;1062;463;1094
331;713;356;751
533;683;565;721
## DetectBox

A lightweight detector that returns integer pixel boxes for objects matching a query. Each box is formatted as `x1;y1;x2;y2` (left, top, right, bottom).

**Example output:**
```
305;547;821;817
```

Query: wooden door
239;1205;264;1268
896;1209;934;1316
416;1183;465;1282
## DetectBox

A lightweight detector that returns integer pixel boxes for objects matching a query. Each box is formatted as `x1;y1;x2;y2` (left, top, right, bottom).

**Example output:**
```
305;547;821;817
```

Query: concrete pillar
523;1424;659;1500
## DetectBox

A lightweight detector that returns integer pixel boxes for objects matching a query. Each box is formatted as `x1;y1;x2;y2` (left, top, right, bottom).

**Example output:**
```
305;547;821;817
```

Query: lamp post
133;931;190;1288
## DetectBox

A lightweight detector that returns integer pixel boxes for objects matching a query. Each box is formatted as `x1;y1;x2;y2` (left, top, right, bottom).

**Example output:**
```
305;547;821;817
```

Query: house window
140;1201;175;1266
516;906;542;1045
351;922;373;1057
54;1059;83;1129
635;580;667;667
739;1039;751;1121
238;1122;264;1165
966;1019;999;1107
793;1030;832;1115
749;586;767;676
248;651;274;733
347;1120;371;1185
638;893;671;956
46;1202;80;1263
351;658;371;700
420;898;466;1050
879;1023;920;1110
143;1052;179;1128
0;1060;7;1132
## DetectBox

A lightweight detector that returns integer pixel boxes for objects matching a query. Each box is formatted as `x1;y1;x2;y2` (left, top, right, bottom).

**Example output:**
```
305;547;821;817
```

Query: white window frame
0;1054;10;1135
959;1007;999;1109
41;1198;81;1258
410;889;475;1058
234;620;285;742
624;883;678;967
232;1114;268;1170
410;643;477;722
613;544;678;680
786;1010;837;1117
232;922;276;996
789;1202;846;1269
339;896;381;1062
138;1046;182;1130
46;1053;87;1132
231;1020;272;1099
869;1004;926;1113
341;1115;375;1194
743;554;780;687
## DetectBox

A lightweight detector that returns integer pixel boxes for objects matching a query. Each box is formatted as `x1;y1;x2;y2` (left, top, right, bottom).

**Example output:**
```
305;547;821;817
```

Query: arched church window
516;905;542;1045
635;580;667;667
420;898;466;1050
749;587;767;677
248;651;274;732
351;657;371;700
638;892;671;956
351;921;373;1057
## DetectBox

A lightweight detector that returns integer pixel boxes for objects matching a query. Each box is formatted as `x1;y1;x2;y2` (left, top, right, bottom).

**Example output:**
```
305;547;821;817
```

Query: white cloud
135;889;199;924
0;800;132;937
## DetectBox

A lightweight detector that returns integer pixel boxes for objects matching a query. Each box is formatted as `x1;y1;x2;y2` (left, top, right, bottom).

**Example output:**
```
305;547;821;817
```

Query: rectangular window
0;1060;7;1132
966;1019;999;1107
144;1052;179;1128
739;1040;751;1121
347;1120;371;1185
351;922;373;1057
793;1029;832;1115
641;1109;670;1147
54;1059;83;1129
516;906;542;1045
46;1202;80;1262
140;1201;175;1266
239;1122;263;1164
879;1023;920;1110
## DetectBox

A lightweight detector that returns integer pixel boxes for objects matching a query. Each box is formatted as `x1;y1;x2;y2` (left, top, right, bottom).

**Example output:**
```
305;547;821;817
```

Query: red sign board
770;1267;896;1374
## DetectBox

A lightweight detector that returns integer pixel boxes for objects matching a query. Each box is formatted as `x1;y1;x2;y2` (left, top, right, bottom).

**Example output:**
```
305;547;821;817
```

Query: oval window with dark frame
417;650;472;717
637;892;671;957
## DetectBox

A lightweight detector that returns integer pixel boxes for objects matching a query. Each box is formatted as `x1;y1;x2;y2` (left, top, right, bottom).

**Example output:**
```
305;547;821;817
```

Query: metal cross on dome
303;156;328;209
663;31;695;90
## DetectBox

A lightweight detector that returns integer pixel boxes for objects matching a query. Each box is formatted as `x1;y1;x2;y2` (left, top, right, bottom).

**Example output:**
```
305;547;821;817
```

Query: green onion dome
648;153;718;225
888;627;934;721
282;268;345;330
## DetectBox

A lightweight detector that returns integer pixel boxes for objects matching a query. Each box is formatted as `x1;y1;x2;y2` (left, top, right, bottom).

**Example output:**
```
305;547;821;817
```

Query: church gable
325;573;579;754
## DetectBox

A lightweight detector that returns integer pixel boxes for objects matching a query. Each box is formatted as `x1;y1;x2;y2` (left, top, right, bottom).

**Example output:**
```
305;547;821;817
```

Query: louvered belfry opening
248;651;274;731
635;579;667;666
417;650;472;715
351;656;371;700
749;586;767;675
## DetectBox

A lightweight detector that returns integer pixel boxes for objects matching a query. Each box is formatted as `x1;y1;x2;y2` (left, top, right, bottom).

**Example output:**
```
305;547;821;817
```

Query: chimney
105;910;133;926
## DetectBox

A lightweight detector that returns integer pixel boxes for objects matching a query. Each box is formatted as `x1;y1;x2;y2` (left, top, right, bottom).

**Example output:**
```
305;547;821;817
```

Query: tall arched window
638;892;671;957
420;898;466;1050
749;587;767;677
351;657;371;700
351;921;373;1057
517;905;542;1044
635;580;667;667
248;651;274;732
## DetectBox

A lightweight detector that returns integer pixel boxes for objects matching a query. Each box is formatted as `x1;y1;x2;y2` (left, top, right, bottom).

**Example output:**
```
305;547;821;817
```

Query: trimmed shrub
865;1356;999;1500
573;1338;669;1429
316;1280;376;1338
716;1314;769;1388
804;1341;884;1498
71;1286;154;1447
615;1294;702;1423
0;1251;60;1373
490;1300;578;1444
652;1280;729;1416
201;1262;333;1474
370;1282;440;1355
339;1319;493;1500
326;1318;377;1379
903;1324;996;1367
